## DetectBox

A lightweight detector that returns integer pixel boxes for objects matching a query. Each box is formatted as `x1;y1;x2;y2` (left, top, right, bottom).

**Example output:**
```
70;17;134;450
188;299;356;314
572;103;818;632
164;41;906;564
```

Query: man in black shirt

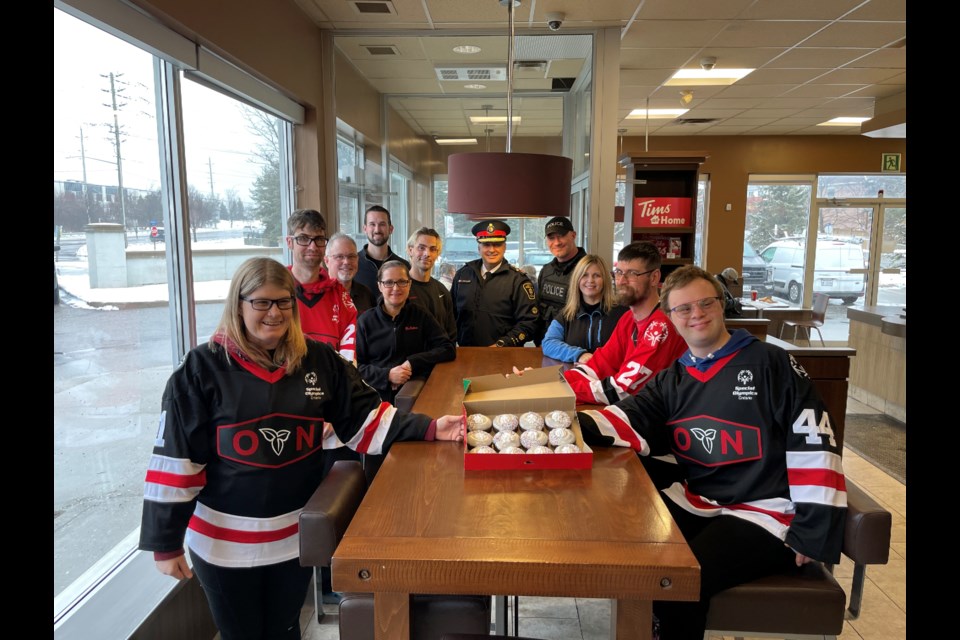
405;227;457;341
355;205;409;293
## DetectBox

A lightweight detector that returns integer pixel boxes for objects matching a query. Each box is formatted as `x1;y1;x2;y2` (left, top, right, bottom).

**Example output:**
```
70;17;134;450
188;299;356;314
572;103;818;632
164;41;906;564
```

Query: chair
299;461;492;640
779;292;829;346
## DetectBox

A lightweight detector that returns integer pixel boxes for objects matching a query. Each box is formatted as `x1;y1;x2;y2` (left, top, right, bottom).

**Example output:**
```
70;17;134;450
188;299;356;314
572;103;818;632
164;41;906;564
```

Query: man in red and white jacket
285;209;357;363
563;241;686;405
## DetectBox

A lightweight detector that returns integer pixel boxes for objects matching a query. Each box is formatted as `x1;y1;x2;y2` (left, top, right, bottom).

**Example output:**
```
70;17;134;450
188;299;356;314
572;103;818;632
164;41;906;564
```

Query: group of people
138;204;847;640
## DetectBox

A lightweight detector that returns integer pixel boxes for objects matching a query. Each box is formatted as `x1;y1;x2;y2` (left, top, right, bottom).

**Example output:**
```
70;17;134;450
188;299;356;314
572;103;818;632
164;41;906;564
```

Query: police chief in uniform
452;220;539;347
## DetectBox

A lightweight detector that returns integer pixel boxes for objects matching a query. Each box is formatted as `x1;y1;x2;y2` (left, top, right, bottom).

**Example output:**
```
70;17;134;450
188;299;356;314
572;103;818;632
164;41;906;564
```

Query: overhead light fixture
469;115;522;124
447;0;573;221
453;45;482;54
464;83;487;90
665;57;753;86
627;108;689;119
819;117;870;127
680;90;694;106
435;138;478;145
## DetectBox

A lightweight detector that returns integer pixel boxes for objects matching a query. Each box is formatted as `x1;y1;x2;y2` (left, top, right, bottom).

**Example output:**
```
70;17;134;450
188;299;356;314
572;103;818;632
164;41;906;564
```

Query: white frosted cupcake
467;413;493;431
492;414;520;432
548;427;576;447
544;410;572;429
554;443;582;454
493;430;521;451
471;445;497;454
520;429;549;449
499;446;525;454
467;430;494;448
526;445;554;454
519;411;545;431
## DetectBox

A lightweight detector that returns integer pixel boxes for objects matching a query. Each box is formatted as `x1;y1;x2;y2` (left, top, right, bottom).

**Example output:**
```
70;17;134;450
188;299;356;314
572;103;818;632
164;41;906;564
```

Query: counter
846;306;906;423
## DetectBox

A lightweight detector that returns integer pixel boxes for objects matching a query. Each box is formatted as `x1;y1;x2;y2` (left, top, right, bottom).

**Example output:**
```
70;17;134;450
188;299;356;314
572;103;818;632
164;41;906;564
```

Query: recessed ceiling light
464;83;487;90
435;138;478;145
665;68;754;86
469;116;522;124
818;117;870;126
626;108;689;119
453;45;482;54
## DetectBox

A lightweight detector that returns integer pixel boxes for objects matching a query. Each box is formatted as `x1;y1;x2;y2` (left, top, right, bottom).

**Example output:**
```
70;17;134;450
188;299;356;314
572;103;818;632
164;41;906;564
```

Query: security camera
700;56;717;71
546;12;565;31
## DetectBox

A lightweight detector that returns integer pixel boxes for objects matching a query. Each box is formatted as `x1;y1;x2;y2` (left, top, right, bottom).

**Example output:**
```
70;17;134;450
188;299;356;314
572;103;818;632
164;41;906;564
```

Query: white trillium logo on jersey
690;427;718;454
737;370;753;385
643;320;670;347
305;372;318;385
259;428;291;456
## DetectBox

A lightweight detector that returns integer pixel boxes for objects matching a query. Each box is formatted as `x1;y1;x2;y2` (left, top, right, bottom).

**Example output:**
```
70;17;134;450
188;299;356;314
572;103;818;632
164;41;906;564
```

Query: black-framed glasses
292;234;327;247
667;296;722;318
379;279;412;289
611;267;656;280
241;296;296;311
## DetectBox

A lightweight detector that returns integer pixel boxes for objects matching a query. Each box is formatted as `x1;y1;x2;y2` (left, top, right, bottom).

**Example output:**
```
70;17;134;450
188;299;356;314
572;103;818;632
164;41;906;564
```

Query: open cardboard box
462;365;593;470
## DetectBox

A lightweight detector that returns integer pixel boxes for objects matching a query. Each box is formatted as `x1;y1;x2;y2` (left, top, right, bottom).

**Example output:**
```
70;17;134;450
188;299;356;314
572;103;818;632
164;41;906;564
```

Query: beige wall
621;135;907;274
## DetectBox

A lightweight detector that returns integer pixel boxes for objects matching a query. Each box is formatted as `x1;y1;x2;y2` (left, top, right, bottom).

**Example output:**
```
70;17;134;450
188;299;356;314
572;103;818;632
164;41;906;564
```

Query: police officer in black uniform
535;216;587;344
452;220;539;347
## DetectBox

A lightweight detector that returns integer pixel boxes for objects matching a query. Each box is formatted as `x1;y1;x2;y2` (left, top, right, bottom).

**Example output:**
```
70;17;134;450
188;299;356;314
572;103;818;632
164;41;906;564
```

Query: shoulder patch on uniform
522;281;536;300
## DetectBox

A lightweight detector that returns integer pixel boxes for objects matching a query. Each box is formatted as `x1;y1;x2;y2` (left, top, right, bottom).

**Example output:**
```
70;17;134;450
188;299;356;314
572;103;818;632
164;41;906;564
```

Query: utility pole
208;157;215;198
103;72;128;247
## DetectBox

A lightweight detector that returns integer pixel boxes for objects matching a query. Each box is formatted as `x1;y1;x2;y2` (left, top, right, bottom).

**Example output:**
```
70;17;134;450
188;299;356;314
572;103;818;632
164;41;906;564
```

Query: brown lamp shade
447;152;573;219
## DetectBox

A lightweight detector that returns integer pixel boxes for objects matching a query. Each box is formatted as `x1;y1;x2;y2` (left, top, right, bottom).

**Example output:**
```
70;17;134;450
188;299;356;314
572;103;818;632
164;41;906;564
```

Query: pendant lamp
446;0;573;220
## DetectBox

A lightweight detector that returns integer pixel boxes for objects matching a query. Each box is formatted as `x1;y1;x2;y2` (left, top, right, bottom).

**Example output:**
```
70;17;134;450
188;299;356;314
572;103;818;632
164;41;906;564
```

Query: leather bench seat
339;594;491;640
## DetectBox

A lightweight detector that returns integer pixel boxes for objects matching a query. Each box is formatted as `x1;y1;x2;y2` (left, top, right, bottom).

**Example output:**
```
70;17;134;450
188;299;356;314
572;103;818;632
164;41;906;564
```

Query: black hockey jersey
578;336;847;562
139;338;431;568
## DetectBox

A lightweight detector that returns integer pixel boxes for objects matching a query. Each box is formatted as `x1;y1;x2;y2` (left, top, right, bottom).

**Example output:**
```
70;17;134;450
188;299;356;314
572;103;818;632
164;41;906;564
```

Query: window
54;7;297;631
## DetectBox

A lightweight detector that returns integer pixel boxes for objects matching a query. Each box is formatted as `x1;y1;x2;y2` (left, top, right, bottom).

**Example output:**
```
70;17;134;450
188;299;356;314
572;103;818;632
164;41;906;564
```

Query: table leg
611;598;652;640
494;595;507;634
373;592;410;640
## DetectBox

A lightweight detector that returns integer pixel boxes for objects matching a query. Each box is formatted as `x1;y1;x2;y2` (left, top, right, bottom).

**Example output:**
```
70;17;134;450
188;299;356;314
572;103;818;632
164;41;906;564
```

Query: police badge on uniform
522;282;536;301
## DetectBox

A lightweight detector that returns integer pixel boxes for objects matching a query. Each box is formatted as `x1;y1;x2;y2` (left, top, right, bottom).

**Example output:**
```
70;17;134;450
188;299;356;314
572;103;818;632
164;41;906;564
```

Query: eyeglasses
379;279;412;289
667;296;722;318
292;234;328;247
327;253;358;261
611;268;656;280
241;296;296;311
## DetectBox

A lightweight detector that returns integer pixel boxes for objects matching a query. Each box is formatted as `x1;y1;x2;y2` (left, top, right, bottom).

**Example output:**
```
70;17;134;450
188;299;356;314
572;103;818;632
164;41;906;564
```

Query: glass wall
53;7;296;620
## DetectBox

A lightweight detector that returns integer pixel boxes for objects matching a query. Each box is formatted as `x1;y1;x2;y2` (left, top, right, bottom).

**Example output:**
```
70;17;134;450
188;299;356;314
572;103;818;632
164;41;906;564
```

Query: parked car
759;238;866;304
520;250;554;278
505;240;540;264
740;240;771;290
441;234;480;271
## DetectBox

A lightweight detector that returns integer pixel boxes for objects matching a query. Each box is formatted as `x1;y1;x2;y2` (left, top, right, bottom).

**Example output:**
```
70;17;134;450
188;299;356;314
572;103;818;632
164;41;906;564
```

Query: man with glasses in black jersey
285;209;358;362
576;265;846;640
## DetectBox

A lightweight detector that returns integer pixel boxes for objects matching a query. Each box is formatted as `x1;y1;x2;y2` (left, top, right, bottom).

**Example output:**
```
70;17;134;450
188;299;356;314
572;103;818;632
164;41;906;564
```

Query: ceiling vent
674;118;719;125
349;1;397;15
363;45;400;56
551;77;576;91
435;66;507;82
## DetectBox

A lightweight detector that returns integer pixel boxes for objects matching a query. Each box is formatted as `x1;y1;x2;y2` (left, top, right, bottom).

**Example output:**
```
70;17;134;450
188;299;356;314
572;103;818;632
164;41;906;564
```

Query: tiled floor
302;395;906;640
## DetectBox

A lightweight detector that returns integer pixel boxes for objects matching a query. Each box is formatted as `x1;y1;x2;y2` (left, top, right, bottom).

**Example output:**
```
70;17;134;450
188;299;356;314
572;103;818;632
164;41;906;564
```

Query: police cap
472;220;511;244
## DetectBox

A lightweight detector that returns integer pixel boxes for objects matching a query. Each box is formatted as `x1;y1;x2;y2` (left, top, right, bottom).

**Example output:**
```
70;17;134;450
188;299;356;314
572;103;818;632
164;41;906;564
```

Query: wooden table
331;347;700;640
